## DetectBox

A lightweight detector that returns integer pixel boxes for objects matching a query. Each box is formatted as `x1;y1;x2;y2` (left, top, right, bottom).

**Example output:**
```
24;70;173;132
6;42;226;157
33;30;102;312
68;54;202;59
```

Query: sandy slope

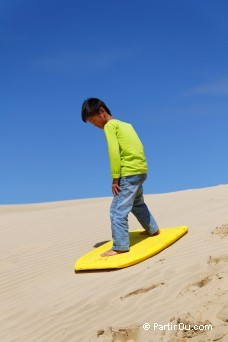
0;185;228;342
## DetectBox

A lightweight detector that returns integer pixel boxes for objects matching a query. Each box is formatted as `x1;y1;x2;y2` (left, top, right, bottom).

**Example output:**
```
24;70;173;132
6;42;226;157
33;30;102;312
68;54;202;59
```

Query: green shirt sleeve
104;123;121;178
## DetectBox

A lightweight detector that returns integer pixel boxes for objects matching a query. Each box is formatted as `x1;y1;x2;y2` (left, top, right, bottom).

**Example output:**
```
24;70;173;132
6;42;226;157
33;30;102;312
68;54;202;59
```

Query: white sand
0;185;228;342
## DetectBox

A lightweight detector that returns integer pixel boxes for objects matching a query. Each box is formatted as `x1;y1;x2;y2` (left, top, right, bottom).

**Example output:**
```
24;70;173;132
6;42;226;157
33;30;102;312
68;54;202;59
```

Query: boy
81;98;159;257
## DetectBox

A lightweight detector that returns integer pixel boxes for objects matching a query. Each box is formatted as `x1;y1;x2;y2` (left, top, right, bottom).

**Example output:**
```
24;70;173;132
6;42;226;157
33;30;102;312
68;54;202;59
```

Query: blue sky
1;0;228;204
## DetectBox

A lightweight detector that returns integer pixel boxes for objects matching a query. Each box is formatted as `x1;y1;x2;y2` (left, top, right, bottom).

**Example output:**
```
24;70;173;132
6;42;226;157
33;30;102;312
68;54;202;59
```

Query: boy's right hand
112;178;121;196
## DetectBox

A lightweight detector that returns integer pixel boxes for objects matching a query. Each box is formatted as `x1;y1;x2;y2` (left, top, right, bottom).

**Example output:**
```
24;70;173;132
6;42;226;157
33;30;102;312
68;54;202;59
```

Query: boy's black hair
81;98;111;122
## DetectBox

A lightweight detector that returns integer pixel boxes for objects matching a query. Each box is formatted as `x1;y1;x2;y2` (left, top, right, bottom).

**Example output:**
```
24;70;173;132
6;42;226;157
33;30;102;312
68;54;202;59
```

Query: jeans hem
112;245;129;251
146;227;159;235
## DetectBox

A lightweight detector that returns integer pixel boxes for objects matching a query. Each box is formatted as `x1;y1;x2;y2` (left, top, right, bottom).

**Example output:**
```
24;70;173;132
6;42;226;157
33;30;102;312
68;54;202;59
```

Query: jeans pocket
126;173;147;185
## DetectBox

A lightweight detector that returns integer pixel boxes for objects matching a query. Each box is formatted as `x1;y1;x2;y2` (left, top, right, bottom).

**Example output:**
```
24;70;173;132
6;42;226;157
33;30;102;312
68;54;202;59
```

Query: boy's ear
99;107;105;114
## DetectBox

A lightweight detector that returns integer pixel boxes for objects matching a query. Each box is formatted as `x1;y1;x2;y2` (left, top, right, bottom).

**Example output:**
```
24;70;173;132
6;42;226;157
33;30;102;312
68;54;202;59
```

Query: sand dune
0;185;228;341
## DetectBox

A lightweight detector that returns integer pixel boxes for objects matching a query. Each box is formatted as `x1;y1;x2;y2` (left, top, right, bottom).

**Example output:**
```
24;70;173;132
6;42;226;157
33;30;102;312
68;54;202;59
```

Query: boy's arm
104;124;122;195
104;124;121;179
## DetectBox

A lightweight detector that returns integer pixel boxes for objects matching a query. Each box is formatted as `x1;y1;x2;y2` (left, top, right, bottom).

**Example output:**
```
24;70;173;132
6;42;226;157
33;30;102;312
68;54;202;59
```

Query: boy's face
87;108;107;129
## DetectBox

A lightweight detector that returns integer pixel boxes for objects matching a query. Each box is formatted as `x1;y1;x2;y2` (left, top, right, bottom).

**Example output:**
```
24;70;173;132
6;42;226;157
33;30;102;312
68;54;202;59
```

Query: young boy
81;98;159;257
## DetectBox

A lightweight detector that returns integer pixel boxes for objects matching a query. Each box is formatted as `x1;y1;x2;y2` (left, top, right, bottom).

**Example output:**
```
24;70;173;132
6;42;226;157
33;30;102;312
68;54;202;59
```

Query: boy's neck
106;114;115;123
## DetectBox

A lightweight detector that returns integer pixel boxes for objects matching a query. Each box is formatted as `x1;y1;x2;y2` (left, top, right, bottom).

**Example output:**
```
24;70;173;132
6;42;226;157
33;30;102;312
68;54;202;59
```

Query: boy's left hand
112;178;121;196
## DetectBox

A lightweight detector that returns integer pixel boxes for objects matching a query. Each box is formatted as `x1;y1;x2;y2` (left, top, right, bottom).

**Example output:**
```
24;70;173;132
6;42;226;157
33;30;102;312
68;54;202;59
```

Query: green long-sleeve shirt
104;119;148;178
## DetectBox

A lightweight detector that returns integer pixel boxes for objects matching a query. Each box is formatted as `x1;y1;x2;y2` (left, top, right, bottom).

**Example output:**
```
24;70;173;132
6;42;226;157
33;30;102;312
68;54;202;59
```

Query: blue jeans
110;173;159;251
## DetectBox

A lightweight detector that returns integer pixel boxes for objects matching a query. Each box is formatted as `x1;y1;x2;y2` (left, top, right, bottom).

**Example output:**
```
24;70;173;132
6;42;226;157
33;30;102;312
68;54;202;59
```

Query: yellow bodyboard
75;225;188;271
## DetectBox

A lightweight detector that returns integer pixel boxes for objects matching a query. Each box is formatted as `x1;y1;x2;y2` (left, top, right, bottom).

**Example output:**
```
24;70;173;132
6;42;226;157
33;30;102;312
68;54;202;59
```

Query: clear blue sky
1;0;228;204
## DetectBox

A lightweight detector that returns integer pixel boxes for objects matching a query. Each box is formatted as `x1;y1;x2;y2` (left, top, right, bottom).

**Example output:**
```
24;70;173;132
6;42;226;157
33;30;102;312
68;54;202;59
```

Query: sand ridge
0;184;228;341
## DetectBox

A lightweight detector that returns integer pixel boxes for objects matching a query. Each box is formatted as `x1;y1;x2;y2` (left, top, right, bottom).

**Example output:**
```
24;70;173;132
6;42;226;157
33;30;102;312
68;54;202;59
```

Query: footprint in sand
208;255;228;265
167;313;214;341
120;282;165;300
184;275;212;293
97;325;140;341
185;271;225;293
110;282;165;304
211;223;228;238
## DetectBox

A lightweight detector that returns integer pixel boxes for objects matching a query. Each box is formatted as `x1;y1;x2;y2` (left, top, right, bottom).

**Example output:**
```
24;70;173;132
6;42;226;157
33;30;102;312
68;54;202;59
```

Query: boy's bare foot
101;249;129;257
140;230;160;236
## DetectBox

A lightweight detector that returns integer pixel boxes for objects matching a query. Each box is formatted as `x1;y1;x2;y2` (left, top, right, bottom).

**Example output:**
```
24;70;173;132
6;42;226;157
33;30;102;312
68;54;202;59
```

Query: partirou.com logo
143;322;213;331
